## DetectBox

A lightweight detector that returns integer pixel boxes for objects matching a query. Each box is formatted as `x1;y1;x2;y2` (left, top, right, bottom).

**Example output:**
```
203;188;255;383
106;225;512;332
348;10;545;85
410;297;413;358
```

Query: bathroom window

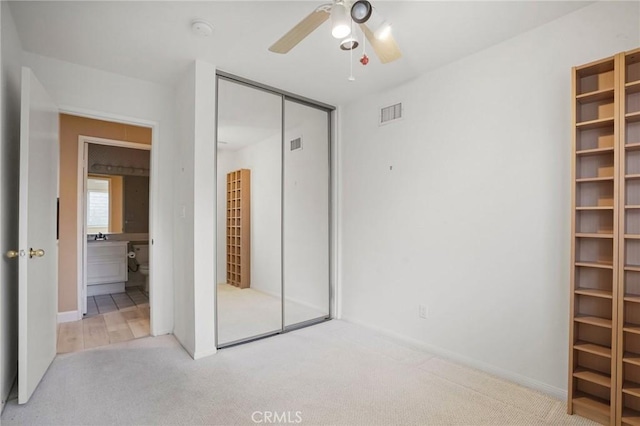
87;177;110;234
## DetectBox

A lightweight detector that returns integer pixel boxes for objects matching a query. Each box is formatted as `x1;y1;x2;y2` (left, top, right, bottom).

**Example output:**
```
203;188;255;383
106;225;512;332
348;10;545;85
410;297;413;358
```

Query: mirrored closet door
283;99;330;328
216;77;283;346
216;74;332;347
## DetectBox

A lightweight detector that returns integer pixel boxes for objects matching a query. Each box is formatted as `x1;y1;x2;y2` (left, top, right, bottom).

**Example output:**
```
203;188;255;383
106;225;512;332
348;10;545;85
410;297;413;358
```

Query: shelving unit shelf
624;352;640;366
226;169;251;289
578;147;616;156
575;315;614;328
569;48;640;426
627;81;640;95
575;368;613;388
576;288;613;299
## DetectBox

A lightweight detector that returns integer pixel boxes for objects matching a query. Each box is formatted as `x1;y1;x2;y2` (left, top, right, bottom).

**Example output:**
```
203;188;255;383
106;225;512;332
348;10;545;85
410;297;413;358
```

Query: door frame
61;106;160;335
77;135;152;317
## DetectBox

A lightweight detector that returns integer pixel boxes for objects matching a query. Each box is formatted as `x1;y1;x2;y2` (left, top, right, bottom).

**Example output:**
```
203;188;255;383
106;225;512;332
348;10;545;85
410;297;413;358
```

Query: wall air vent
290;137;303;151
380;102;403;125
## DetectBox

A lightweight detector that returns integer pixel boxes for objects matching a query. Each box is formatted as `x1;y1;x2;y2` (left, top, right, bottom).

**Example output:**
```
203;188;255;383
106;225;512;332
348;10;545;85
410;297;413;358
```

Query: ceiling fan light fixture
350;0;372;24
340;36;359;51
374;21;392;40
331;1;351;39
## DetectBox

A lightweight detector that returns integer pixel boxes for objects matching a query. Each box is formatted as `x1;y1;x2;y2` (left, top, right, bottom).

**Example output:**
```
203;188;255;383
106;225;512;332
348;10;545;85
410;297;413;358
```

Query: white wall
173;62;196;354
339;0;640;396
21;52;176;336
173;60;216;359
192;60;216;358
216;134;282;296
0;1;23;411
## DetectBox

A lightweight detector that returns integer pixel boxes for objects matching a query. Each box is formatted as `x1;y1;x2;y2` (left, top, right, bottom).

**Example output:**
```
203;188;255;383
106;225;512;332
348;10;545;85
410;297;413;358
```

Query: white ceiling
8;1;592;106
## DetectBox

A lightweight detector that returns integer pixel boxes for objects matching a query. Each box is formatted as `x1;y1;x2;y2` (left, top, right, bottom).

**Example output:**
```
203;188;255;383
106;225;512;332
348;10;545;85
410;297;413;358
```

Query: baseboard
150;328;173;337
340;316;567;401
173;334;196;359
57;310;81;323
173;334;217;360
1;372;17;415
193;347;217;360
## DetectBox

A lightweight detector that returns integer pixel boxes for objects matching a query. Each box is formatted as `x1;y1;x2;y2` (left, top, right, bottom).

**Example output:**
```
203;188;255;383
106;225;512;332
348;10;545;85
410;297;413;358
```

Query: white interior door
17;67;59;404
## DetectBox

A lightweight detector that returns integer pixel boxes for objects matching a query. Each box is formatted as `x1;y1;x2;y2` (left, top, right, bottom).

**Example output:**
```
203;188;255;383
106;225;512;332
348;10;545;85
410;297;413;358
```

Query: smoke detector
191;20;214;37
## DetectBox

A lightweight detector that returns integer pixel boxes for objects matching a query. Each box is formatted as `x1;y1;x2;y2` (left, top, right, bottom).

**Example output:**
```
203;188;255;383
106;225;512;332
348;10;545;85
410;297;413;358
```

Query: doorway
80;138;151;314
56;114;154;353
215;74;333;347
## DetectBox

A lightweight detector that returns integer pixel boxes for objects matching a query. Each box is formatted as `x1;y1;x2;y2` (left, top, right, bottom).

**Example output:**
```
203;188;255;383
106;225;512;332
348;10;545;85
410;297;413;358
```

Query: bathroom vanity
87;240;129;296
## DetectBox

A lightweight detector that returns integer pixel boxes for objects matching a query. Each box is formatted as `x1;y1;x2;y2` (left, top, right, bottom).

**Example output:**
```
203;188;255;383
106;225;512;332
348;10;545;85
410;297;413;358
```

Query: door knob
6;250;19;259
29;248;45;258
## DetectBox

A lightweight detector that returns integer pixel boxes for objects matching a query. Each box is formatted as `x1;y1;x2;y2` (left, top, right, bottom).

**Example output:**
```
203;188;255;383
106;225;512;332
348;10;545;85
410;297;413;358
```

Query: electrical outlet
418;304;428;319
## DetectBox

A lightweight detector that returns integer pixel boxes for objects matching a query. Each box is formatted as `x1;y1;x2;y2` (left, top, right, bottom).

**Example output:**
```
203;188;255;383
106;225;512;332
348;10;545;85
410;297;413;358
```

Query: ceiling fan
268;0;401;64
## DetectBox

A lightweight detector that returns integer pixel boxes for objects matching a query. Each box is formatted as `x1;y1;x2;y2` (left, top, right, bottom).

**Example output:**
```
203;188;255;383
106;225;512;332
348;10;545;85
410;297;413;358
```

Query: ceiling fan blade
359;23;402;64
269;6;331;54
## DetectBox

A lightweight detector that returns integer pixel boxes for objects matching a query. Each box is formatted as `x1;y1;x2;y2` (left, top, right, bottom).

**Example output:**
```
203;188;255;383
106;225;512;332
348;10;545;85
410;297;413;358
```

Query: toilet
132;244;150;293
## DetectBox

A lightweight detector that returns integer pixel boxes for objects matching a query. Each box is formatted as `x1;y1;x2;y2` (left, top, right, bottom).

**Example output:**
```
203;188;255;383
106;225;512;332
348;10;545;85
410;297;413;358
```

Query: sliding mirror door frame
215;75;283;347
282;97;332;331
215;71;334;348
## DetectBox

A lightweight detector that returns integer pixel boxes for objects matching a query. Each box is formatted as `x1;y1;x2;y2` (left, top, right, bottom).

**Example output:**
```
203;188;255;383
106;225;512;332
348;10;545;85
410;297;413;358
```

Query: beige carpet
217;283;327;345
2;320;596;425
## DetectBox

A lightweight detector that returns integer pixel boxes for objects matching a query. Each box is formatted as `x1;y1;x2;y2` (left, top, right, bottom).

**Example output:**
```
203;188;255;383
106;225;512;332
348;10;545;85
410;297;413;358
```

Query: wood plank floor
57;305;150;354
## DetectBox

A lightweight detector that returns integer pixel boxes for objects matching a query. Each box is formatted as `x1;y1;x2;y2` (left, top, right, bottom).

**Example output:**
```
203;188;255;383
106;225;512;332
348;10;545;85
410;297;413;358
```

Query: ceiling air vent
290;137;303;151
380;102;403;125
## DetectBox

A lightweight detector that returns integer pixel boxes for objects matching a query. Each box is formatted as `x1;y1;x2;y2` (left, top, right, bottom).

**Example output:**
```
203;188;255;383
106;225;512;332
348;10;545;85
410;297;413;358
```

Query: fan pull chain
360;25;369;66
363;28;366;55
348;20;355;81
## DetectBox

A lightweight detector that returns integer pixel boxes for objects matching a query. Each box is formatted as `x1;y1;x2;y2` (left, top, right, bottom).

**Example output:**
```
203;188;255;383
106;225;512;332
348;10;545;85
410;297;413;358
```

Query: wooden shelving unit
569;53;619;425
569;48;640;426
619;48;640;426
226;169;251;289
